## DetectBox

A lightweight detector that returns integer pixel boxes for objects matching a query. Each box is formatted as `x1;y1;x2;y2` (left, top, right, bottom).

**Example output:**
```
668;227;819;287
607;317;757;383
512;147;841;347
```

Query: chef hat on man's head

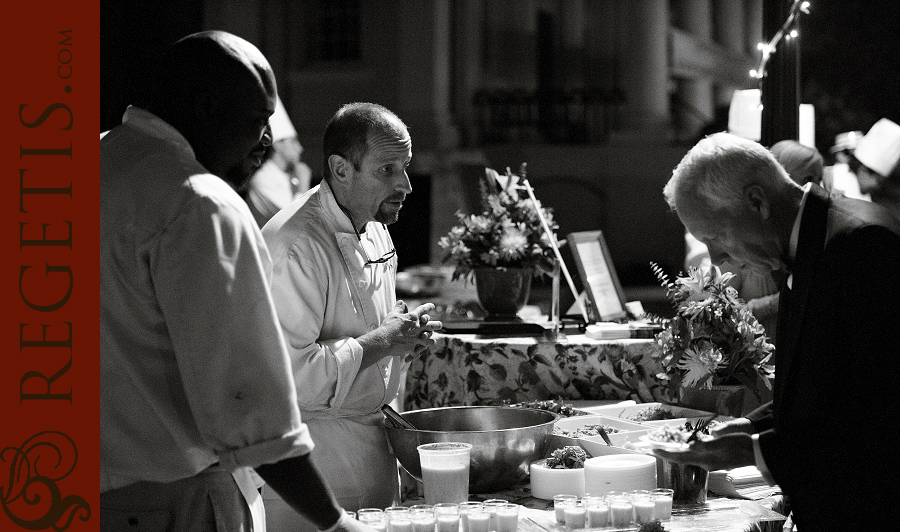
854;118;900;177
270;95;298;142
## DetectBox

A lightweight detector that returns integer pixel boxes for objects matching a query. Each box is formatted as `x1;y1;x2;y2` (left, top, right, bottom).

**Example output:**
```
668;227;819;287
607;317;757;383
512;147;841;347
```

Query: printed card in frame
567;230;628;322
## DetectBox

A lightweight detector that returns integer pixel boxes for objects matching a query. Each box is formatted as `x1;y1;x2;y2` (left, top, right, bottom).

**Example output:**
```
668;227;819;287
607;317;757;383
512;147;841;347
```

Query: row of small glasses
354;500;520;532
553;489;674;529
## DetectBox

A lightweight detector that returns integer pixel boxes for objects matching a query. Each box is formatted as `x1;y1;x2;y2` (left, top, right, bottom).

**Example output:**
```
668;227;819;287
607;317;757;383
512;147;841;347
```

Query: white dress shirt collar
786;183;812;288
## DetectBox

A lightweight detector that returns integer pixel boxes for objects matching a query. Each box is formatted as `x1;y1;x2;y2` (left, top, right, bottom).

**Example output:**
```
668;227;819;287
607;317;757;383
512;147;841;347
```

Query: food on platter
635;423;712;452
530;447;588;499
507;399;588;417
625;404;678;422
543;445;588;469
553;424;622;438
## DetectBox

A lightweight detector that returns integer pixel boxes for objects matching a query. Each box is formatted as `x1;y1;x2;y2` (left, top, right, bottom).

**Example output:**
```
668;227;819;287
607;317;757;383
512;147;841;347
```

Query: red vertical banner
3;1;100;531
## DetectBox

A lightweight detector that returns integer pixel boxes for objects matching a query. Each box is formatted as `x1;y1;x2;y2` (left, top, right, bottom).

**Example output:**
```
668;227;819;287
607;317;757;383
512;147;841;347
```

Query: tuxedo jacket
746;184;900;530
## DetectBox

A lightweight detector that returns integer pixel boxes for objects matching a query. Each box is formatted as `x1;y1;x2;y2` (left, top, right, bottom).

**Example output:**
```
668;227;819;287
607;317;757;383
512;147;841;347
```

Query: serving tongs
381;404;418;430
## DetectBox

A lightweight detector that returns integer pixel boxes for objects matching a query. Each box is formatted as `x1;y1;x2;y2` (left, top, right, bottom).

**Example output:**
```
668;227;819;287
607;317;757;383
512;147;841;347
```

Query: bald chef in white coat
261;102;442;531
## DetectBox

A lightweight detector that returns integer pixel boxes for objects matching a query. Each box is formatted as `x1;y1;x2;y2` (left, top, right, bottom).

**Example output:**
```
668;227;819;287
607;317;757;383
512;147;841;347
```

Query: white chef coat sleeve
269;243;364;411
153;195;313;469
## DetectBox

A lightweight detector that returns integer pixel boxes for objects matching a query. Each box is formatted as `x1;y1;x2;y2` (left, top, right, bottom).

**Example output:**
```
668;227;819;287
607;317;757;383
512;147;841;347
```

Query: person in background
850;117;900;220
100;30;373;532
769;140;824;187
261;102;442;531
657;132;900;531
822;130;870;200
243;95;313;227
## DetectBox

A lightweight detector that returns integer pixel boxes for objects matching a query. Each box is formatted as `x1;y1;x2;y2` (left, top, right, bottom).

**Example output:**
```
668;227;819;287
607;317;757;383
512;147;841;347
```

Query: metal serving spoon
381;404;418;430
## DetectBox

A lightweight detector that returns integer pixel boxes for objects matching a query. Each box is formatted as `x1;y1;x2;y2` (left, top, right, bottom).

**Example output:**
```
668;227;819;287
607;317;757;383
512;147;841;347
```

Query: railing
472;87;626;145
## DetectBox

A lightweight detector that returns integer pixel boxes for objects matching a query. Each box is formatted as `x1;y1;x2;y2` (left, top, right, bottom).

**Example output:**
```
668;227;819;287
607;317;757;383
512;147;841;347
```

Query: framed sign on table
567;230;628;322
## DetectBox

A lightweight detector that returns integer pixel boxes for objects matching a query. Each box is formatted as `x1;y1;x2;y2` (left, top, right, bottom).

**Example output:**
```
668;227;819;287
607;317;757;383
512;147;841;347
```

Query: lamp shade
729;90;816;149
728;89;761;141
799;104;815;148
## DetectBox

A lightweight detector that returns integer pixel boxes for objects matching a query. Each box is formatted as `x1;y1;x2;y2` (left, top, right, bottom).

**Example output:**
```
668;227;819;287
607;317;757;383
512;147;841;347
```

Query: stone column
395;0;458;155
675;0;714;138
745;0;764;58
559;0;586;90
584;0;622;91
715;0;748;107
620;0;670;133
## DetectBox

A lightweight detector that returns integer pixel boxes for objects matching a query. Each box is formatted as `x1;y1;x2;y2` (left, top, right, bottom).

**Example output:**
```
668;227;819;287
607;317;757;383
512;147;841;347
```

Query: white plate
577;402;715;422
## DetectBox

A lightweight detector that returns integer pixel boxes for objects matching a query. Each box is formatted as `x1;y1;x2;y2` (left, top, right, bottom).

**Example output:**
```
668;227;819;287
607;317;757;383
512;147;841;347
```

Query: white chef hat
270;95;298;142
854;118;900;177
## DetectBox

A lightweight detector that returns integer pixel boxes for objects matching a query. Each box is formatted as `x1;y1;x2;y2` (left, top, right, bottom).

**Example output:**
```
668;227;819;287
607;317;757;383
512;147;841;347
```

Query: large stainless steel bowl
383;406;559;493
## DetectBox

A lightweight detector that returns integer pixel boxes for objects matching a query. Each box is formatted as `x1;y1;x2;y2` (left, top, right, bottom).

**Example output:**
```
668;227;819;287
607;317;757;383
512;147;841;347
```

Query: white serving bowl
576;402;719;426
553;414;650;450
529;459;586;500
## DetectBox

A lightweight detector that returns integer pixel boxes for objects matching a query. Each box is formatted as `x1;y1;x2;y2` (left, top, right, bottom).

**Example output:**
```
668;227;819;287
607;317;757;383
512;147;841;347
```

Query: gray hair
663;132;796;213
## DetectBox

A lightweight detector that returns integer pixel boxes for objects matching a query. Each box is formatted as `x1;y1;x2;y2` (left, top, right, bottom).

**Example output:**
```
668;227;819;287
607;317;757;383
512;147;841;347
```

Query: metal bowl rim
381;405;560;433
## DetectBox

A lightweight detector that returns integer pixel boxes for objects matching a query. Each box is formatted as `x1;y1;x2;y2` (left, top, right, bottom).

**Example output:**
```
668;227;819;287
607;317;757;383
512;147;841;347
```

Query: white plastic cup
385;507;412;532
631;491;655;524
651;488;674;521
466;508;490;532
418;442;473;505
434;503;460;532
483;499;508;531
358;509;387;532
606;493;633;528
553;494;578;525
458;501;483;532
583;494;609;529
495;504;519;532
410;505;435;532
563;500;586;529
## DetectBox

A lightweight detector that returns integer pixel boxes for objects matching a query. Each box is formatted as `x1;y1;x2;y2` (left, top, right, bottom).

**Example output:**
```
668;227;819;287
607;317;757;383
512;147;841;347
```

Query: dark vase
663;460;709;504
473;267;533;319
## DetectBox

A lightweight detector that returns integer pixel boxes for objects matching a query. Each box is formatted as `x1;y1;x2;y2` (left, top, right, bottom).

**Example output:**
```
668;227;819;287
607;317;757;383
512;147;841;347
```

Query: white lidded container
583;454;657;497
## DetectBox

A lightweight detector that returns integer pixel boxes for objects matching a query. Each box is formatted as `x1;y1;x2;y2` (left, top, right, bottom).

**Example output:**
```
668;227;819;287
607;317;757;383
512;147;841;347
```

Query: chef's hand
709;417;755;437
357;301;442;367
652;433;755;472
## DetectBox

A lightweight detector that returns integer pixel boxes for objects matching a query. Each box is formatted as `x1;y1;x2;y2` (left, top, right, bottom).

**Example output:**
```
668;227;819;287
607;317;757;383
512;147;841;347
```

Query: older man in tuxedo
655;132;900;531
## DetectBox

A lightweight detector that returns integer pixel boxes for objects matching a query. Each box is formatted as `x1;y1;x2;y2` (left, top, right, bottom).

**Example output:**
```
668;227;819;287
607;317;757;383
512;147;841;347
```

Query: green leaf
495;387;520;404
532;353;553;367
465;370;483;393
488;363;508;381
518;360;542;385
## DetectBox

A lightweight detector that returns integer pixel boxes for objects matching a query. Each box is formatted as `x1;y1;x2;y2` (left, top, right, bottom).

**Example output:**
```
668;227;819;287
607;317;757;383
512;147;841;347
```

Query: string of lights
749;0;810;84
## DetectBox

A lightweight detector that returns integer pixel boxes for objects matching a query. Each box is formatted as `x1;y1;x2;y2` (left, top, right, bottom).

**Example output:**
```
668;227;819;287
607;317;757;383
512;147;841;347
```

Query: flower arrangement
650;263;775;400
438;164;559;282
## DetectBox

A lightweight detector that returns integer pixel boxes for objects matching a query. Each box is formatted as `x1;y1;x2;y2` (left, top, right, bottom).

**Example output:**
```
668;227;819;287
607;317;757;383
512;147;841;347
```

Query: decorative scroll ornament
1;431;90;530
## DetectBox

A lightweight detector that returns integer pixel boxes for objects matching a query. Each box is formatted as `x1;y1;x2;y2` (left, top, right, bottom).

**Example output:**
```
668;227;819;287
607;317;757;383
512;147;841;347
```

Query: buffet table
404;332;670;411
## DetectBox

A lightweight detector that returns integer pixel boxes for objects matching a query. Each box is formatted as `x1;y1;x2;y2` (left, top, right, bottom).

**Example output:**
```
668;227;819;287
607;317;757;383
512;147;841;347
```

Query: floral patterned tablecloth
404;333;675;410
